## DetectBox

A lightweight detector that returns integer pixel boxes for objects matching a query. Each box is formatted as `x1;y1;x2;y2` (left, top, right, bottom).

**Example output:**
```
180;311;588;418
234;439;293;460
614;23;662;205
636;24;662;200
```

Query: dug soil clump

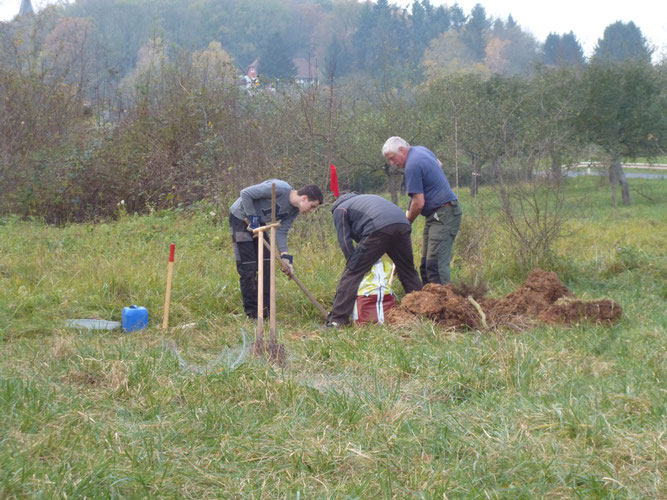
386;268;622;331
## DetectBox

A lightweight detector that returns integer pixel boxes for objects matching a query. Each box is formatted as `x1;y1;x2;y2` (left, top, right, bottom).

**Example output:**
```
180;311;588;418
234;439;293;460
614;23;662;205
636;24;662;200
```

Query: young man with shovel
327;193;422;327
229;180;323;319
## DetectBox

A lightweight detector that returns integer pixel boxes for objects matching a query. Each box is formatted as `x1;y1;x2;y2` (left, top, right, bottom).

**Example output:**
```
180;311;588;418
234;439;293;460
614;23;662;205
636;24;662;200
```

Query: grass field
1;177;665;498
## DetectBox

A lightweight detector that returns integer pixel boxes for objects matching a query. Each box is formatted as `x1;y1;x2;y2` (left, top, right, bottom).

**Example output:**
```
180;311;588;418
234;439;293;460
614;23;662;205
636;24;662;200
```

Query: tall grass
0;177;665;497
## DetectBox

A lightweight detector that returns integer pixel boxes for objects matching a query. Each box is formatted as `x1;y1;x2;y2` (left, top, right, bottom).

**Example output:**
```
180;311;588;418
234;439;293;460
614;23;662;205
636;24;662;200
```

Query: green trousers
420;200;462;284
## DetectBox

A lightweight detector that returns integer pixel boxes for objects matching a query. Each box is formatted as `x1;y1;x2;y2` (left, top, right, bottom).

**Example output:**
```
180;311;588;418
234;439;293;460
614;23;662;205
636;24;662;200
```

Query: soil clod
387;268;622;331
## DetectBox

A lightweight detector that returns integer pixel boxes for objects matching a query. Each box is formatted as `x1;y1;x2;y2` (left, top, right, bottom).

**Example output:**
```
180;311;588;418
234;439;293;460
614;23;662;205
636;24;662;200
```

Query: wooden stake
388;264;396;287
256;230;264;344
269;183;277;343
162;243;175;330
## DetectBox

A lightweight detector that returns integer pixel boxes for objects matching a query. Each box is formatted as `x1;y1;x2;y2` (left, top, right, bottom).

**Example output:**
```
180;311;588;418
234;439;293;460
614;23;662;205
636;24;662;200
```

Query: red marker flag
330;164;339;198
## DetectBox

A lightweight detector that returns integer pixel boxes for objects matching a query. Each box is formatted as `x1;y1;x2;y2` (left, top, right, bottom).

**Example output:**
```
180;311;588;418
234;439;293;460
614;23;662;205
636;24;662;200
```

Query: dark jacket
332;193;409;260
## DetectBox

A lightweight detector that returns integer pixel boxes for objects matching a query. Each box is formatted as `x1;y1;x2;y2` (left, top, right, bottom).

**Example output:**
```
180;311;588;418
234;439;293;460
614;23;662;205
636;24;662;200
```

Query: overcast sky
1;0;665;60
412;0;666;59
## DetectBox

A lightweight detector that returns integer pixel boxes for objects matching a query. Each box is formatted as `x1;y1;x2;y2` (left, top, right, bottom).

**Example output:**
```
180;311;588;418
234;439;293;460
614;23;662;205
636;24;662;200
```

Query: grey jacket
229;179;298;253
332;193;409;260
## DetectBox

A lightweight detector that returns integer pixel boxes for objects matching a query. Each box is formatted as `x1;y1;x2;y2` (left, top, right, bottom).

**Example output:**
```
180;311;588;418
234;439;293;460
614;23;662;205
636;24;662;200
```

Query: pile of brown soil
386;268;622;331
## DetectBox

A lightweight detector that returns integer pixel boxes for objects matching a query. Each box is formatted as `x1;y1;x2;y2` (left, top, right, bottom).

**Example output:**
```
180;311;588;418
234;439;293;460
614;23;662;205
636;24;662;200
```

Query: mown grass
0;177;665;498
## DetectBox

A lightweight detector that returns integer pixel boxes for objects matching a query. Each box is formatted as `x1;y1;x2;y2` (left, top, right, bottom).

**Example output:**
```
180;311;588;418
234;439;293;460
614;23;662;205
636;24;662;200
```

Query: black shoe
325;320;341;329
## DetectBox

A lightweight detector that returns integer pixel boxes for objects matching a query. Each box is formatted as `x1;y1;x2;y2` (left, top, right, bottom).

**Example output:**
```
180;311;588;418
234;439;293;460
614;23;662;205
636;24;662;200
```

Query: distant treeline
38;0;592;81
0;1;664;223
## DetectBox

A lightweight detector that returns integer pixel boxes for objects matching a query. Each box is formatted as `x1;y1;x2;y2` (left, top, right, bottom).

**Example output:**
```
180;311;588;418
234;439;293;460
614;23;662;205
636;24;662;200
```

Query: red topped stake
163;243;176;329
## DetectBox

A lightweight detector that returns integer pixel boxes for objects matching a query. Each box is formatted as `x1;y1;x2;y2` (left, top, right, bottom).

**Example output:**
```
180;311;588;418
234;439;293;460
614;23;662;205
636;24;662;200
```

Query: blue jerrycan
122;305;148;332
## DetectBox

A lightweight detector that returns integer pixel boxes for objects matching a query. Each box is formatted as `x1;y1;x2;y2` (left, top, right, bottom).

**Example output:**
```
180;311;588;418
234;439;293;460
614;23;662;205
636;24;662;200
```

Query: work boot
325;312;342;328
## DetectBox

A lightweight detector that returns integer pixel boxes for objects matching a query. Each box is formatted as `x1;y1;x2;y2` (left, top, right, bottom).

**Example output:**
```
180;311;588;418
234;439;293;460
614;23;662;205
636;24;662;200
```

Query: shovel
244;227;328;319
261;238;328;319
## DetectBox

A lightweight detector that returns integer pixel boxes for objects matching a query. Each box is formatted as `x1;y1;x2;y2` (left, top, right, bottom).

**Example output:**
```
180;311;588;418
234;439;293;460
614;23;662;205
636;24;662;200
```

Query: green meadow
1;177;665;498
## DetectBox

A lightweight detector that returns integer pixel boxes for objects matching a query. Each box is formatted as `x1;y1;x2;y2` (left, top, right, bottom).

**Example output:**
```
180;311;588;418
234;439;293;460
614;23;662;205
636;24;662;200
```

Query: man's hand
406;194;425;223
280;254;294;275
247;215;260;231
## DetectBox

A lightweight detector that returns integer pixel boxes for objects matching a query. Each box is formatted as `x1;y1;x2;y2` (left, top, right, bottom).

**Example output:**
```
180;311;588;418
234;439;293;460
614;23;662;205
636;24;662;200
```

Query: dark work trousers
329;223;422;325
230;214;270;319
420;200;462;284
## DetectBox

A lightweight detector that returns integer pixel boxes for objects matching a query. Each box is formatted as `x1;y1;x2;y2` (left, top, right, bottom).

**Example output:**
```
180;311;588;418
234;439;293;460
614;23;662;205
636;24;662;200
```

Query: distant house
245;57;318;86
246;58;259;80
242;58;260;89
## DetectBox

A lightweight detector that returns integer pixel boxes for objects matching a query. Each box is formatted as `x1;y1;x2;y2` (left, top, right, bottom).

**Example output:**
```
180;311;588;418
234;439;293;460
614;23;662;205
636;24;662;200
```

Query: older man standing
382;136;462;285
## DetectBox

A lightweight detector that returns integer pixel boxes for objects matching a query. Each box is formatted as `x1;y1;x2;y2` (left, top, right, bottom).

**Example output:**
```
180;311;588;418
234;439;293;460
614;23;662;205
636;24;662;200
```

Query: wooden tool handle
262;239;328;319
269;183;277;342
256;232;264;341
252;221;280;234
388;264;397;287
162;243;175;330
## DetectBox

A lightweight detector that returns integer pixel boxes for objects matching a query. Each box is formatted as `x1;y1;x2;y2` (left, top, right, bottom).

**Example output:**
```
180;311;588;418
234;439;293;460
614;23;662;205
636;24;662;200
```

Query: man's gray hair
382;136;410;156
